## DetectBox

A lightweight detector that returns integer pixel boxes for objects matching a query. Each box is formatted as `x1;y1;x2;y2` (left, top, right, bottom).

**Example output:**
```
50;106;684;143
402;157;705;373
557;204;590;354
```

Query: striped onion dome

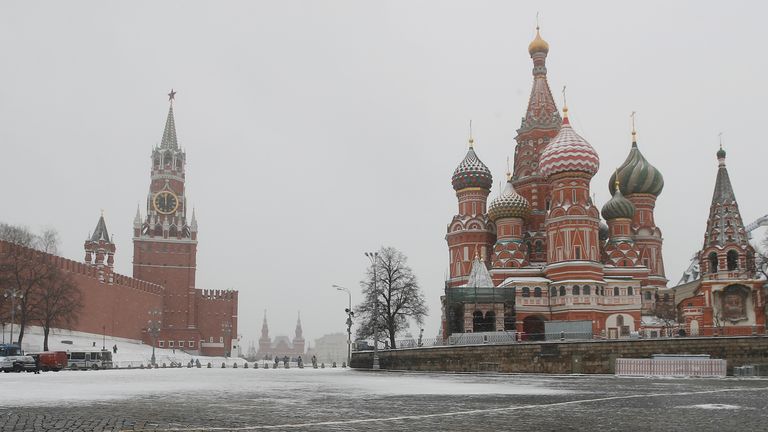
539;110;600;179
608;134;664;197
601;183;636;220
452;141;493;191
488;177;531;221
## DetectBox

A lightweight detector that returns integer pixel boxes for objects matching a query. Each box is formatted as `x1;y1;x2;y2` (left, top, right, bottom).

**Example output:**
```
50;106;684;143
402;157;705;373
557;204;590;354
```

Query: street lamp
364;251;380;370
3;289;23;346
147;309;162;366
222;321;232;358
332;284;354;366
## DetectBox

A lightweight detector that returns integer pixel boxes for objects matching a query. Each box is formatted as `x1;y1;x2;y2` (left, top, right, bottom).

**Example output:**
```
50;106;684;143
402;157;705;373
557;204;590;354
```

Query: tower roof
452;140;493;191
466;253;494;288
90;214;111;242
712;147;735;204
160;94;179;150
538;108;599;179
295;312;304;340
703;146;749;249
517;26;561;135
609;130;664;197
488;176;531;221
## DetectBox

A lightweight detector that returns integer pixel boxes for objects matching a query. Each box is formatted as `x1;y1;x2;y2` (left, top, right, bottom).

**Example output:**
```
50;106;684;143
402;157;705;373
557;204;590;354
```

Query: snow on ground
677;404;745;410
9;326;241;367
0;367;571;407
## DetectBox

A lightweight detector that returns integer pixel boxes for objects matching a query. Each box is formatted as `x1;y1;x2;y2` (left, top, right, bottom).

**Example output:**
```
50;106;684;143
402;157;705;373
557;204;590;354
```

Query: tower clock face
153;191;179;214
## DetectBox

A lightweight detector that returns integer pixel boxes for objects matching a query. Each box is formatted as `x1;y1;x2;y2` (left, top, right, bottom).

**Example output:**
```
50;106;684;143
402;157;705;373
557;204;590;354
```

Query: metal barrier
616;358;726;377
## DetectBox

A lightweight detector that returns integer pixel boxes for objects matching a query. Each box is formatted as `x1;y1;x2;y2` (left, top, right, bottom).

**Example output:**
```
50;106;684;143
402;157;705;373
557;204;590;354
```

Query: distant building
310;333;347;364
256;312;305;360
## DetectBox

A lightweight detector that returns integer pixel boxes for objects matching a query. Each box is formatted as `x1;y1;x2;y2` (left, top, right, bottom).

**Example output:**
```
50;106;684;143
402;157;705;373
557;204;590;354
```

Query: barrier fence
616;358;727;377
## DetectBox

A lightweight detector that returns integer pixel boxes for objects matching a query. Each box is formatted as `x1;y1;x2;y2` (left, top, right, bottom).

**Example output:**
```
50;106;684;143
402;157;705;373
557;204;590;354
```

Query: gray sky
1;1;766;347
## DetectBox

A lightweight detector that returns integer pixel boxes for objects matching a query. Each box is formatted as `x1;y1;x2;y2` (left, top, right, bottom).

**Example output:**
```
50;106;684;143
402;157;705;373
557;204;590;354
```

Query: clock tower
133;90;200;333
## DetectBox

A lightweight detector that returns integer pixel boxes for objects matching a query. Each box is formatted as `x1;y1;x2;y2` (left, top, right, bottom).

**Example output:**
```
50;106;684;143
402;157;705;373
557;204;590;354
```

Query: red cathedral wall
0;241;164;341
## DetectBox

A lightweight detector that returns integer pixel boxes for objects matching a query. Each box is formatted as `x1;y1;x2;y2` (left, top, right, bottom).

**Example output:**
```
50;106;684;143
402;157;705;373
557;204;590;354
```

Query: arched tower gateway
445;135;495;287
133;92;200;339
512;26;562;264
539;106;602;282
609;127;666;292
676;147;764;335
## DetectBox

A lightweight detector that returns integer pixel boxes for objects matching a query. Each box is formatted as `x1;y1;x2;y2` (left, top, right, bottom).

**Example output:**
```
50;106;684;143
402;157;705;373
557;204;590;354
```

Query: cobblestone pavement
2;368;767;431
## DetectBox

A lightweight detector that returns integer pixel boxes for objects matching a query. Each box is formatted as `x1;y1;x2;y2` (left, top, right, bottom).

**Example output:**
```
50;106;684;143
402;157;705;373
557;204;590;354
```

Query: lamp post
364;251;380;370
102;325;106;351
333;285;354;366
147;309;162;366
4;289;22;346
222;321;232;358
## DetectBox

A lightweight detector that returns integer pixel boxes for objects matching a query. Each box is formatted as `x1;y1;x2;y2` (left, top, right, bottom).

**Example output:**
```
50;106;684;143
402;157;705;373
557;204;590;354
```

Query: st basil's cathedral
442;27;765;340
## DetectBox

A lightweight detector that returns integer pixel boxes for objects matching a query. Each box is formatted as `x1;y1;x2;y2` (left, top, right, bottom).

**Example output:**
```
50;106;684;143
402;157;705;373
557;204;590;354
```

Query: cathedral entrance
523;315;546;341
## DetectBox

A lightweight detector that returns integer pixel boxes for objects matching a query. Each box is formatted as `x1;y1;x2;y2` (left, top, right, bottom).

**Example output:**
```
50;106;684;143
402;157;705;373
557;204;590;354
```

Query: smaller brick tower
293;312;305;355
677;146;764;335
446;133;495;287
84;213;116;283
488;173;532;270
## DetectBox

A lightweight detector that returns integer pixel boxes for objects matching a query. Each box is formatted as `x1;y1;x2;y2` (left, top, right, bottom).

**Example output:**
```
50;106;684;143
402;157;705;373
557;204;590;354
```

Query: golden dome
528;27;549;55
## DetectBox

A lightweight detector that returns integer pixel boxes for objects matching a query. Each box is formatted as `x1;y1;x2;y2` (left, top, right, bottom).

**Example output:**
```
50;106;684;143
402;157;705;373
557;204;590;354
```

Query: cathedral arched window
627;287;634;296
559;286;566;296
521;287;530;297
583;285;591;295
613;287;620;296
164;151;173;165
708;252;719;273
616;315;625;327
727;250;739;271
550;287;557;297
535;241;543;254
572;285;580;296
169;226;178;238
644;291;652;301
534;287;542;298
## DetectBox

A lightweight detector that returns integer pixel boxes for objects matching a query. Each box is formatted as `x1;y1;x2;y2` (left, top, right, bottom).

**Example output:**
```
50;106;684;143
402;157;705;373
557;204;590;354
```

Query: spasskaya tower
133;90;200;333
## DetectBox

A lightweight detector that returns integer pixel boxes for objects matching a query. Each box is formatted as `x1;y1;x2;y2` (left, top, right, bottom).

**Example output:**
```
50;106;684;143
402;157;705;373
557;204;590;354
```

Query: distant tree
35;269;83;351
0;224;71;347
355;247;427;349
652;292;678;337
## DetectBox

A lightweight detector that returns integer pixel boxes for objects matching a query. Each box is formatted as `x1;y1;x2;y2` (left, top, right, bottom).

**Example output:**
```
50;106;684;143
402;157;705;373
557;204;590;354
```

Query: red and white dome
538;111;599;179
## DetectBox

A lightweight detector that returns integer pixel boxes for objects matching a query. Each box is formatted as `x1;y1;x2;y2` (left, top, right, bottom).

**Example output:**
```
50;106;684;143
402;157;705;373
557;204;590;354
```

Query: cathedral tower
133;91;199;331
512;26;562;264
84;213;116;283
609;126;666;289
446;134;495;287
539;106;602;282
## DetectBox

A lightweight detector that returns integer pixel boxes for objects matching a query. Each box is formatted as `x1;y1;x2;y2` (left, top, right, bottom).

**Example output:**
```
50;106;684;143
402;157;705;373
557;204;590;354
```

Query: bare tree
35;269;83;351
355;247;427;349
652;292;678;337
0;224;62;346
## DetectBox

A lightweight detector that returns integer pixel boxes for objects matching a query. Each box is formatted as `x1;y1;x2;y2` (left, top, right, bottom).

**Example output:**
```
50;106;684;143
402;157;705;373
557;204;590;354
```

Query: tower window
628;286;634;296
572;285;580;295
574;246;581;260
522;287;530;297
708;252;718;273
583;285;591;295
559;286;566;296
534;287;542;298
644;291;652;301
614;287;620;296
727;250;739;271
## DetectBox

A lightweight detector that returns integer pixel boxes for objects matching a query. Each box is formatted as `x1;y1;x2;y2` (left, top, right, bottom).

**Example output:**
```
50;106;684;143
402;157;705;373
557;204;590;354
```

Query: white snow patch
678;404;743;410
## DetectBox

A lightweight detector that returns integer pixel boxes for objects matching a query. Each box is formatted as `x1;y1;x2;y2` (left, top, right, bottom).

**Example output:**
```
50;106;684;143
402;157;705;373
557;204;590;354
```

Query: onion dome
452;139;493;191
528;26;549;55
608;130;664;197
488;175;531;221
538;108;600;179
601;179;636;220
717;145;726;160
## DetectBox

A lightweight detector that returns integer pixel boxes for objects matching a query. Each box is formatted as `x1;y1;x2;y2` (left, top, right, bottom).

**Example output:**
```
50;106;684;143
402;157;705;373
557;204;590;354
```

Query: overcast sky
1;1;766;347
